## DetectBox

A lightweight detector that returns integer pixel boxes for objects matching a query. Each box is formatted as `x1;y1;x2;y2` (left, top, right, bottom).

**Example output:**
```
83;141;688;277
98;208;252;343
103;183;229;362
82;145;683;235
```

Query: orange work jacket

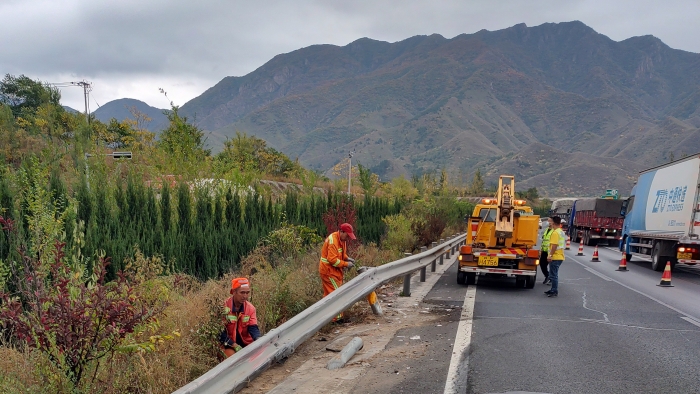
224;298;257;347
319;231;349;277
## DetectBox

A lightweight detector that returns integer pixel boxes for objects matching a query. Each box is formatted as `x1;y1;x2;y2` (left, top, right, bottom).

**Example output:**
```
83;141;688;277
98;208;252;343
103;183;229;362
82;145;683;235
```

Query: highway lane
348;242;700;394
574;243;700;321
465;246;700;394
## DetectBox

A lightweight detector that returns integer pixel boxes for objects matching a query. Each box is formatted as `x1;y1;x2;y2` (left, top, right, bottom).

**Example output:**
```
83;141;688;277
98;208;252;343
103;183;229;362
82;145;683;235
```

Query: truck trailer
568;198;625;246
620;154;700;271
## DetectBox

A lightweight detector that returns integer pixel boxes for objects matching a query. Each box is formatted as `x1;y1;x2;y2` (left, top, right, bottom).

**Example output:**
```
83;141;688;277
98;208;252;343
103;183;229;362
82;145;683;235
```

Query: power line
50;80;92;122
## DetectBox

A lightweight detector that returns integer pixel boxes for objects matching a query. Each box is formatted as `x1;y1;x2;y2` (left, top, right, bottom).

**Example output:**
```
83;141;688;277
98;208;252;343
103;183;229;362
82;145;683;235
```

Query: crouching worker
219;277;261;359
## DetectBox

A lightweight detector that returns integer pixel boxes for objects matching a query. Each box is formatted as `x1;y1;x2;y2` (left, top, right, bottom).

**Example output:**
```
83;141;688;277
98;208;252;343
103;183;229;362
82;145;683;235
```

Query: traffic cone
565;235;571;250
591;245;600;262
656;261;674;287
616;251;628;271
577;239;584;256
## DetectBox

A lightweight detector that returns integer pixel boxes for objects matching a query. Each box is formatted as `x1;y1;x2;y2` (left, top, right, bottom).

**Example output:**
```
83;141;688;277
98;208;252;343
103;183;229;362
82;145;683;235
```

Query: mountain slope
178;21;700;195
93;98;169;134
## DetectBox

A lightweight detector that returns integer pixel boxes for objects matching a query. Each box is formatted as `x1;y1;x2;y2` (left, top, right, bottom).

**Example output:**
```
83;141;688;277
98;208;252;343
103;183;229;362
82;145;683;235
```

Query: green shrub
382;214;415;253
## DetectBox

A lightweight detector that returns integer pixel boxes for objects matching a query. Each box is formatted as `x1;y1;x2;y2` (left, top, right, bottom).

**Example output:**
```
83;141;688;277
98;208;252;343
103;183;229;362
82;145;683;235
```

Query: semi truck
568;198;625;246
619;154;700;271
457;175;540;288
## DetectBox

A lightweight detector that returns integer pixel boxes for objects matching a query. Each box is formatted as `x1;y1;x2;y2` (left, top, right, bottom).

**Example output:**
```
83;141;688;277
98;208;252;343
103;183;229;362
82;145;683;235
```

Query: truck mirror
620;199;628;217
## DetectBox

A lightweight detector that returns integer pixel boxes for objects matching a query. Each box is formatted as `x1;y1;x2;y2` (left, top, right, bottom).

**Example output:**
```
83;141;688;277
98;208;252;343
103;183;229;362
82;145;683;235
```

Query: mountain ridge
97;21;700;195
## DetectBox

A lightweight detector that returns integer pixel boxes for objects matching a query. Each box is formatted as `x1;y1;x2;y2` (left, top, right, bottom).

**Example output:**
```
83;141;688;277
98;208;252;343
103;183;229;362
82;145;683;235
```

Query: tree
158;105;210;163
356;163;379;196
0;74;61;117
439;168;449;193
469;169;485;196
213;132;299;177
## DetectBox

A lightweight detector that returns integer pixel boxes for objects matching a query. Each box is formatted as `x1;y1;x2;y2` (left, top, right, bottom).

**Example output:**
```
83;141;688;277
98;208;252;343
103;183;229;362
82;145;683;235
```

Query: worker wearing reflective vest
540;217;554;284
319;223;356;321
219;277;261;359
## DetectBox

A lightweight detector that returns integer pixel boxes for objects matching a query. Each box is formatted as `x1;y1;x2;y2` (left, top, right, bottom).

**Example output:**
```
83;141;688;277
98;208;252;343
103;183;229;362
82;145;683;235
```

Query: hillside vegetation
0;74;482;393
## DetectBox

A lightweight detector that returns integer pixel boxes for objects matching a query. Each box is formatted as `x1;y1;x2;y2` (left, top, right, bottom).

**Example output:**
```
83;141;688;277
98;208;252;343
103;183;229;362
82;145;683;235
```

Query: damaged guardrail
173;234;466;394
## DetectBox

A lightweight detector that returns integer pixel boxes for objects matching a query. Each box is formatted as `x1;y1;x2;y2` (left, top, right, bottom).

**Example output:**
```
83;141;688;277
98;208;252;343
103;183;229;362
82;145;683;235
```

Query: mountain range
91;21;700;196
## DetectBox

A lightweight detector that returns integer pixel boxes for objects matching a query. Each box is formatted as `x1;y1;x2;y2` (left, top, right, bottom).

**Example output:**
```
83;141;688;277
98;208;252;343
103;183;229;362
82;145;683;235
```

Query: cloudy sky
2;0;699;111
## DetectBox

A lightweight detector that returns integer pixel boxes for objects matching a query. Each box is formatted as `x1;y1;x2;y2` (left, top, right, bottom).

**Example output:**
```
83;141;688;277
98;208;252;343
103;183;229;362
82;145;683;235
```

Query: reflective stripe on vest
555;228;566;249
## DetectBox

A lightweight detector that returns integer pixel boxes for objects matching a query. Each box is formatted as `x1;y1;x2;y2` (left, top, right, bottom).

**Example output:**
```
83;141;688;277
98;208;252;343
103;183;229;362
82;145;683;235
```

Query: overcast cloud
2;0;699;111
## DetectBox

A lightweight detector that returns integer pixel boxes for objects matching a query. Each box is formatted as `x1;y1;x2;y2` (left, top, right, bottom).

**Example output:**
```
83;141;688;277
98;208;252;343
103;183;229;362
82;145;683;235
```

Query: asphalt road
467;244;700;394
349;240;700;394
349;260;469;394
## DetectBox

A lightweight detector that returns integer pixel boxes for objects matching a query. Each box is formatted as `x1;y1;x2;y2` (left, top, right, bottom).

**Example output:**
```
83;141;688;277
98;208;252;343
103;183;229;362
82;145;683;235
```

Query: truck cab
619;155;700;271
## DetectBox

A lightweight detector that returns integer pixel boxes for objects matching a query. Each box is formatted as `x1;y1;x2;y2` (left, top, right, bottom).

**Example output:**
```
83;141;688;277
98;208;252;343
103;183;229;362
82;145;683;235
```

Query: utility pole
347;150;354;194
76;81;91;124
49;80;92;123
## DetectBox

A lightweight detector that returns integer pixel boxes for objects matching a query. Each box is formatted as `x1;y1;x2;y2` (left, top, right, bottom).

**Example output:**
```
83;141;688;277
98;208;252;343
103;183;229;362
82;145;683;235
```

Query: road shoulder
240;256;462;394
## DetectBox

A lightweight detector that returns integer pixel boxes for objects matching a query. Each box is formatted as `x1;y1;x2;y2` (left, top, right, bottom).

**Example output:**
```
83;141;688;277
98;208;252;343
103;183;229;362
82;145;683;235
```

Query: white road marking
443;284;476;394
584;267;613;281
680;316;700;329
569;255;700;322
475;316;700;333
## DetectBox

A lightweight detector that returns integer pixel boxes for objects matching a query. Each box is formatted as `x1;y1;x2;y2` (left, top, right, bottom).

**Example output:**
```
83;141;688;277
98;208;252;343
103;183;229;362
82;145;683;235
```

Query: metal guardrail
173;234;466;394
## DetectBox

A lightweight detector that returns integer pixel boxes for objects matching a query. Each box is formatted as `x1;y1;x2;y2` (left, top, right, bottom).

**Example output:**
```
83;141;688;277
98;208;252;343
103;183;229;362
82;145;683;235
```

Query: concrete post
419;246;427;282
402;252;412;296
327;337;364;370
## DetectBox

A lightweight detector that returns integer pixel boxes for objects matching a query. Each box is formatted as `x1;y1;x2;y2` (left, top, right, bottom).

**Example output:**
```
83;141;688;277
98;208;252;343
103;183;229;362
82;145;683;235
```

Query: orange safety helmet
230;277;250;294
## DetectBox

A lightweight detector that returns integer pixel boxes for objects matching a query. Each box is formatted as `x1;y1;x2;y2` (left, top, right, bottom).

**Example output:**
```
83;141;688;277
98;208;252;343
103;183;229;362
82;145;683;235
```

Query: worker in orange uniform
319;223;356;322
219;277;261;359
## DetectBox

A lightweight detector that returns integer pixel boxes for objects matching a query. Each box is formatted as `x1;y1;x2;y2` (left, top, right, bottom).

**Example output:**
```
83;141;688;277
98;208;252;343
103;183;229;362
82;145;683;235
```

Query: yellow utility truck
457;175;540;288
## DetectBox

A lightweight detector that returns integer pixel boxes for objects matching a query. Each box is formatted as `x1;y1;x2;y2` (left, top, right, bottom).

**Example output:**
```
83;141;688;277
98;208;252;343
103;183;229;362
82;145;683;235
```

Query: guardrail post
439;239;445;264
419;246;427;282
357;267;383;316
431;242;437;272
402;252;412;296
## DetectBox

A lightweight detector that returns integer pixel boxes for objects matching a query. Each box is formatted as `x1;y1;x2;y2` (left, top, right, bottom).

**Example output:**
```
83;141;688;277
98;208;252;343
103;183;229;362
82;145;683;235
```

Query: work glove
346;261;355;269
347;257;355;264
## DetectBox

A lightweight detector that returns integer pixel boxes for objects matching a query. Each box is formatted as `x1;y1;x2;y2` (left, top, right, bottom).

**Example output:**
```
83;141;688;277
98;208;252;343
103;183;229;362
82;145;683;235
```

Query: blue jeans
549;260;563;293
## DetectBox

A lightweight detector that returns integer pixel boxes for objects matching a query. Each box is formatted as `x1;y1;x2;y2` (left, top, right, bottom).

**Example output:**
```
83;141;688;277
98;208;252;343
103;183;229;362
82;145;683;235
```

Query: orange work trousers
320;271;344;321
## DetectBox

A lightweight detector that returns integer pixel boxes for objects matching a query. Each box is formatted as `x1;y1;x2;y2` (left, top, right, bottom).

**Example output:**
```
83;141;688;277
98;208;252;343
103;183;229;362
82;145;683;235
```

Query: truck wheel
515;276;526;288
651;243;665;272
466;273;476;285
525;275;536;289
457;271;467;285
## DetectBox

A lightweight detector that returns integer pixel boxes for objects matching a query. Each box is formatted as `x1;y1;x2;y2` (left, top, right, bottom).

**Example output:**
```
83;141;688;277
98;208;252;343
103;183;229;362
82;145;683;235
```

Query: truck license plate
678;252;692;259
478;256;499;266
